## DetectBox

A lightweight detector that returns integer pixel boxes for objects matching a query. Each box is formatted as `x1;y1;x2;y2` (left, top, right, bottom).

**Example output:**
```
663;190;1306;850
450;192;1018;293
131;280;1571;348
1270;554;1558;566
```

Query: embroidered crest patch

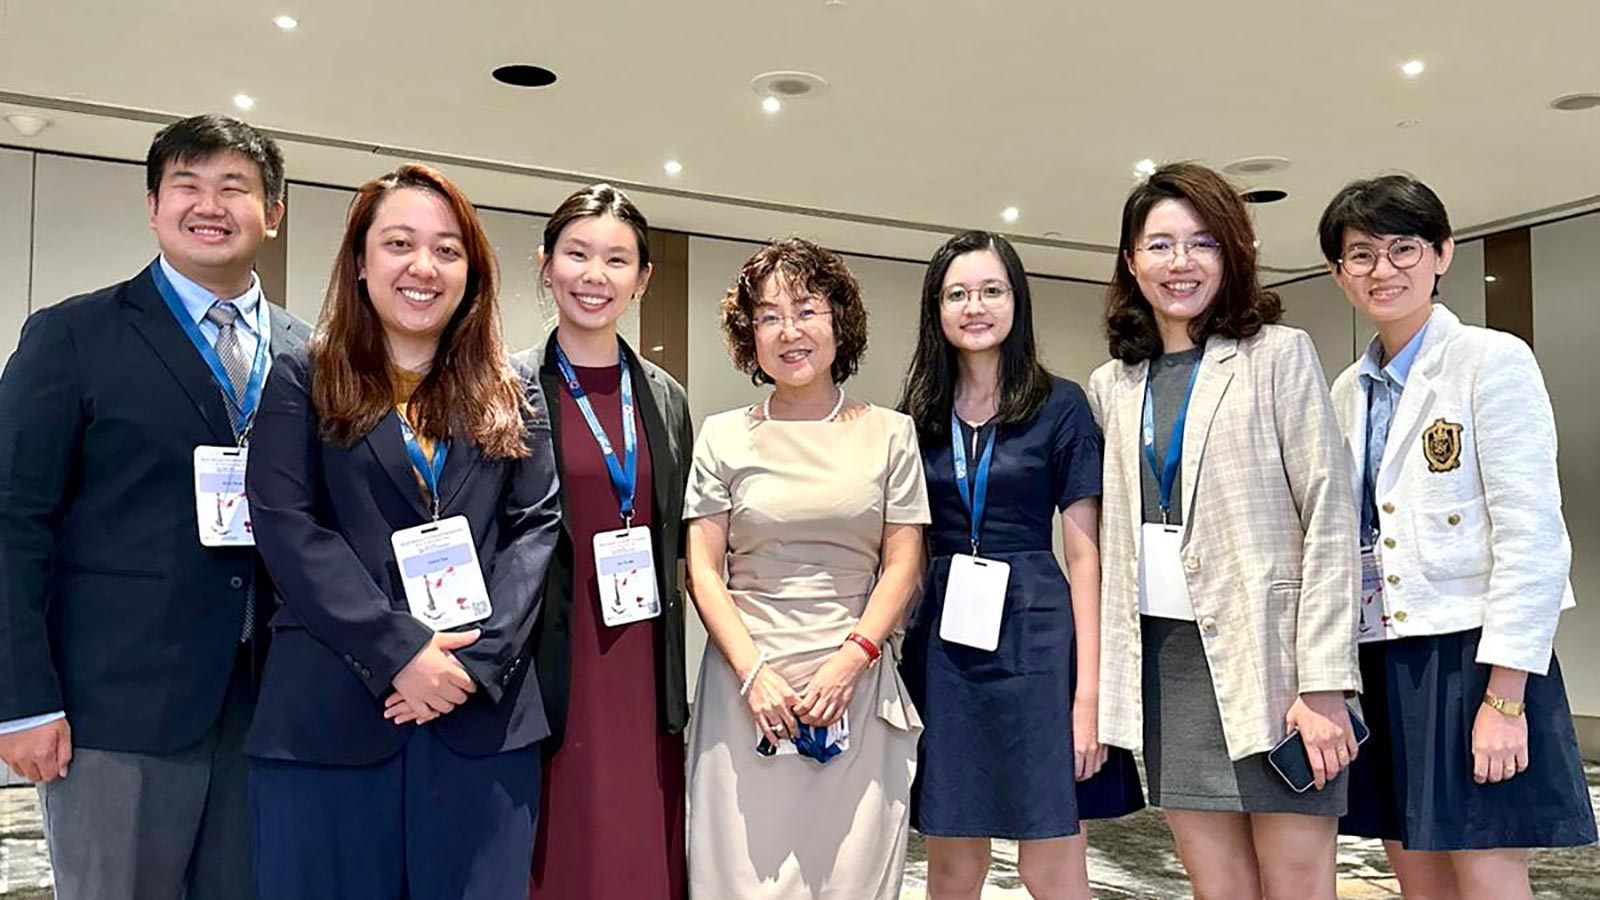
1422;418;1463;473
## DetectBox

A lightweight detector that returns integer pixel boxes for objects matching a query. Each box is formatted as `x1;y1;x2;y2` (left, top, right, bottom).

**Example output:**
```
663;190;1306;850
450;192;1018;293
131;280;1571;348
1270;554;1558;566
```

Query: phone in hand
1267;710;1370;793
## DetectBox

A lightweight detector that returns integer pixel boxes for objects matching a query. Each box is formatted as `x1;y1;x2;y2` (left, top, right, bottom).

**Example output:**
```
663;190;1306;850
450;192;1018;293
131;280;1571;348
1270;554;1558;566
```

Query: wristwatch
1483;691;1526;717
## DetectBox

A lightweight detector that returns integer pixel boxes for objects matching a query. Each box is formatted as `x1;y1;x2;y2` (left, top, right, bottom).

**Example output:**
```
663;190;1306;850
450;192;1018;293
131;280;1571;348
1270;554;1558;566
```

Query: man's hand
0;719;72;783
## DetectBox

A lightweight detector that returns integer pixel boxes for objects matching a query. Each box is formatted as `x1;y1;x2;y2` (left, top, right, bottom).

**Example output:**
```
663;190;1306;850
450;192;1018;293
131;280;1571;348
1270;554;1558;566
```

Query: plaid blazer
1087;325;1362;760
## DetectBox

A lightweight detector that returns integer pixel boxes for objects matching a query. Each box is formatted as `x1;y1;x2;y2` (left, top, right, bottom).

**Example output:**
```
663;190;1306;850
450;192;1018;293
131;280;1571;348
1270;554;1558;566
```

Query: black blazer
0;262;310;754
243;348;561;766
518;336;692;753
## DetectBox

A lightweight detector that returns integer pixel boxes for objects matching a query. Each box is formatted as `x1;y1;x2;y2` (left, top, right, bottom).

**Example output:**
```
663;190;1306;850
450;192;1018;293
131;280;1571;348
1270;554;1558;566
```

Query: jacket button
1393;610;1409;622
1382;502;1396;514
1448;513;1461;526
229;576;245;589
1184;556;1201;572
1199;615;1218;635
360;666;372;679
1386;574;1401;586
1383;537;1397;549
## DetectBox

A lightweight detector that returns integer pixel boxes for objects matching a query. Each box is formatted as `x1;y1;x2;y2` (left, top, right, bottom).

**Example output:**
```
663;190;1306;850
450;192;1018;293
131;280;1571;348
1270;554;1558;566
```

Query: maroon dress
530;363;686;900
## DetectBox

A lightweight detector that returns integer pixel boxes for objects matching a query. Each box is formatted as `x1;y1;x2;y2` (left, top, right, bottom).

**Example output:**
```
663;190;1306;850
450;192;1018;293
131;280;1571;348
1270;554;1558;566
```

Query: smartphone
1267;711;1370;793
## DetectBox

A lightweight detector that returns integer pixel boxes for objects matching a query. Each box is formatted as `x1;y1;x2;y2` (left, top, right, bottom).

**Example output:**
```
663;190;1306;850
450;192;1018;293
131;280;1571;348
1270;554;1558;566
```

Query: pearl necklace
763;387;846;422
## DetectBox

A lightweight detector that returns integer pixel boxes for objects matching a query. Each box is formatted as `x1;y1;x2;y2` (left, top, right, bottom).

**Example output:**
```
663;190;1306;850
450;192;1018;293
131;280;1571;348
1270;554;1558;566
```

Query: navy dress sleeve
1049;379;1104;511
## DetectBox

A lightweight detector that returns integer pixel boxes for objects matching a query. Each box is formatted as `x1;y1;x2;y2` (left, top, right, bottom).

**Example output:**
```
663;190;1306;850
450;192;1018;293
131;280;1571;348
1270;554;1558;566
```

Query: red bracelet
844;632;881;664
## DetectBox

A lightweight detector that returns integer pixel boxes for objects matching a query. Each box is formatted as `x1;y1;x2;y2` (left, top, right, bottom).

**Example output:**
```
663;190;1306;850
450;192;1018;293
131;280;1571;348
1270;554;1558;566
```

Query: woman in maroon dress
524;184;692;899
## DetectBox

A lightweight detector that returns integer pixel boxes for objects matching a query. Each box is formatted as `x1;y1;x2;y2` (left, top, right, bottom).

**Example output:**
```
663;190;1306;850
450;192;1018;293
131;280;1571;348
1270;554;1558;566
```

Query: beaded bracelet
739;651;770;698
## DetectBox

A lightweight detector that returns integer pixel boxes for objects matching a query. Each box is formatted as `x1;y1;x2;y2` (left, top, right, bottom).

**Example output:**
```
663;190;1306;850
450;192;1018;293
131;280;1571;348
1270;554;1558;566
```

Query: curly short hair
719;237;869;386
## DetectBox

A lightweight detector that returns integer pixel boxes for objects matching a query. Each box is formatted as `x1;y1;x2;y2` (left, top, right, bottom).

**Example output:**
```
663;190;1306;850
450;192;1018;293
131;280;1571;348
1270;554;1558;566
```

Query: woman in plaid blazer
1087;163;1362;900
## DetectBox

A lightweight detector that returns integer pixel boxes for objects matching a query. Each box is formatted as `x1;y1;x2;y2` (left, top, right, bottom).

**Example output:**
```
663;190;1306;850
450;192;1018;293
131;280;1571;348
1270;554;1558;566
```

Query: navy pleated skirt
1341;628;1597;850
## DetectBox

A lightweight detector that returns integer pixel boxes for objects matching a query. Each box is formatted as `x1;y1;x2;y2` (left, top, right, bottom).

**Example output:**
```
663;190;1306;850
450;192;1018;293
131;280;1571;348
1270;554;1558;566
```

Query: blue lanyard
554;343;638;526
150;260;271;440
1141;360;1202;524
950;411;997;555
399;418;449;520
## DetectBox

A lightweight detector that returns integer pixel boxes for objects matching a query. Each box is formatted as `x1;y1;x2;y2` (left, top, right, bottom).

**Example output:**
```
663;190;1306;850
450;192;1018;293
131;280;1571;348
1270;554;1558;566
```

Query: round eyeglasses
940;282;1012;307
1339;238;1427;277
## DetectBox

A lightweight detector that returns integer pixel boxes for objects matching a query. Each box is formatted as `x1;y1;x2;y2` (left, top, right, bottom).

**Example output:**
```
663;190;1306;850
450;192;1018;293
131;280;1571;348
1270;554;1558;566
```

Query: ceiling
2;0;1599;282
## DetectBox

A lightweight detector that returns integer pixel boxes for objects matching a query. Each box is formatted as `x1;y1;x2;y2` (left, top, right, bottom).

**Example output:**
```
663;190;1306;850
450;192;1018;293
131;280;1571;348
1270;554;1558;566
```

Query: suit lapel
1178;337;1237;528
1376;307;1455;490
541;336;576;539
1119;360;1150;542
434;427;482;515
122;263;236;443
267;305;307;358
366;410;432;521
1342;376;1368;506
623;340;675;527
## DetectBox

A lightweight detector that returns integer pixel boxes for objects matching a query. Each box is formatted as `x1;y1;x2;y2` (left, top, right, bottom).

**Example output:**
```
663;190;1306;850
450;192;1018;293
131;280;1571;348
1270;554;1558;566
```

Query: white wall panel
1533;215;1600;716
29;155;151;311
0;149;34;360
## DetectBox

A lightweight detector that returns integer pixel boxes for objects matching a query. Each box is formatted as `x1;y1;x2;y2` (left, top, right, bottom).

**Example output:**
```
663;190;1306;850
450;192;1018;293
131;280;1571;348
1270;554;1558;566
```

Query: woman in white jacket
1320;174;1596;900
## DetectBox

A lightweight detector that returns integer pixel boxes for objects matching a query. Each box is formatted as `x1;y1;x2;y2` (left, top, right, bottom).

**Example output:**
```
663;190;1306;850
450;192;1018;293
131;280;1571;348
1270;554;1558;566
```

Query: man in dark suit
0;114;310;900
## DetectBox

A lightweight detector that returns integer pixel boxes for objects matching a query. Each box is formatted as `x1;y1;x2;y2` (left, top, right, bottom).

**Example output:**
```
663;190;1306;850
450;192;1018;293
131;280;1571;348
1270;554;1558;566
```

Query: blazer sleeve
454;381;564;703
1471;337;1569;673
0;307;83;721
245;353;433;698
1272;331;1362;694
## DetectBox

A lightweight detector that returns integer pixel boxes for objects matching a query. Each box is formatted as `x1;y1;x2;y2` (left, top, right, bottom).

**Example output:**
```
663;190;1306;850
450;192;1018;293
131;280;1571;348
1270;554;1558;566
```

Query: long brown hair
311;163;529;458
1104;162;1281;363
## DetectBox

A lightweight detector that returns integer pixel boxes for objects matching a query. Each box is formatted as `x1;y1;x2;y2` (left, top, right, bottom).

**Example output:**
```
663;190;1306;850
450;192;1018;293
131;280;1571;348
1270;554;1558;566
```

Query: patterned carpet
4;768;1598;898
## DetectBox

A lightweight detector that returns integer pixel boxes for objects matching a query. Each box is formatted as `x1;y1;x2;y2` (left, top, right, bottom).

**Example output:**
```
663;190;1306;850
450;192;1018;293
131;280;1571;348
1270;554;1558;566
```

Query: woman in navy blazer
244;163;561;900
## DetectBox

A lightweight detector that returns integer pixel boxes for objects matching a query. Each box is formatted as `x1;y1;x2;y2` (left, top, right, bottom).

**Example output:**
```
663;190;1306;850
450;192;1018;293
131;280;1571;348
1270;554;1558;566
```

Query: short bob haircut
1104;162;1282;363
719;237;869;386
899;230;1052;443
1317;174;1453;264
313;163;528;459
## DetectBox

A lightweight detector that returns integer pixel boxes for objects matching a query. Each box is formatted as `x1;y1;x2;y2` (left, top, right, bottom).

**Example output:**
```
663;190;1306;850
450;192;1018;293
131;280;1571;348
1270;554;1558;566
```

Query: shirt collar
1359;311;1432;390
157;255;264;336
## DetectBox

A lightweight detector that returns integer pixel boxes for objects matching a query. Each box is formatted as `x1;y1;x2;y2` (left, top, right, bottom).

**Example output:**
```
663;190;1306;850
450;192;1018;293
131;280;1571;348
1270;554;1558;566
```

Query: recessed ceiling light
273;14;298;30
1043;230;1063;239
1223;155;1290;176
232;93;255;110
1400;60;1426;77
1000;206;1020;223
663;160;683;176
1242;188;1288;204
4;113;51;137
492;64;558;88
1134;158;1157;178
1484;275;1498;283
761;96;782;114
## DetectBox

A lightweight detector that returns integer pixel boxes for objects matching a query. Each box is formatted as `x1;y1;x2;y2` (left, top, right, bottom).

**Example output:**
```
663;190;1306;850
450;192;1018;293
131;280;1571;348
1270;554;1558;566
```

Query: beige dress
684;403;930;900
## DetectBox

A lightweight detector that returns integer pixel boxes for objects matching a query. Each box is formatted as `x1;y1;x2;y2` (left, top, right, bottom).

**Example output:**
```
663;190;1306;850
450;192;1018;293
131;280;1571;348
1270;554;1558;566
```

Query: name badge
1358;544;1394;643
1139;523;1195;620
593;526;660;627
939;554;1011;651
194;445;253;546
391;515;492;630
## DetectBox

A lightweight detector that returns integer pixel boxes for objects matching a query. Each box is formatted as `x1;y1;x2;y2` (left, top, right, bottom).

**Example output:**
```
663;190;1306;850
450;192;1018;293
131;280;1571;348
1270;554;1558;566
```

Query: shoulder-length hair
1104;162;1281;363
898;231;1051;443
311;163;529;459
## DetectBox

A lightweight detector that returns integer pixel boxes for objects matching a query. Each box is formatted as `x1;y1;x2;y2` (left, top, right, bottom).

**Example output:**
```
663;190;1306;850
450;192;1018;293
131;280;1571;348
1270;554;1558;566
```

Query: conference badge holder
594;526;661;627
391;516;492;631
194;445;254;546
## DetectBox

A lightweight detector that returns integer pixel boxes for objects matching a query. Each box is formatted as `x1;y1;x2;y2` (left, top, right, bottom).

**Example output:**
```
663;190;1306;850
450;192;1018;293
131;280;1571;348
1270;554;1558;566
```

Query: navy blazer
0;262;310;753
244;348;560;766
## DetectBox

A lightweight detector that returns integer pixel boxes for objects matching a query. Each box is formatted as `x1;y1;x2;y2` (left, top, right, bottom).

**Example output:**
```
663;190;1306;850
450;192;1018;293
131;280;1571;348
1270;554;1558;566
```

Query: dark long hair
311;163;529;459
540;182;651;272
899;231;1052;443
1104;163;1281;363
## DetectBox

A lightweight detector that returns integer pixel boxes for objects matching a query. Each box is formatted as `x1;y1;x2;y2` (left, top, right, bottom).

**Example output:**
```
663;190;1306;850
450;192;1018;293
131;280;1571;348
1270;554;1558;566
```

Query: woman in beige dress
684;237;930;899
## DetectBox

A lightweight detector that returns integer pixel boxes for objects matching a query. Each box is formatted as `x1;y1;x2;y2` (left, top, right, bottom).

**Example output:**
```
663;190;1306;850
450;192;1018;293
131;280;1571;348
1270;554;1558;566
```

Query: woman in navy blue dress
899;231;1143;899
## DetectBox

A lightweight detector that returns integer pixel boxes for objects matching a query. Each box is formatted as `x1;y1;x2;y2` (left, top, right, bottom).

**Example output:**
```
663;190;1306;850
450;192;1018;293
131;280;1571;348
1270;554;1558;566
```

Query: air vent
493;65;558;88
1242;189;1288;204
1551;92;1600;111
751;71;830;100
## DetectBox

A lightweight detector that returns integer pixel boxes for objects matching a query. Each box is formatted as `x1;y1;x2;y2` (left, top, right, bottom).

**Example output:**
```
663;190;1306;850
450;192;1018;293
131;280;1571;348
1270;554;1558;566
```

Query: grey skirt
1141;616;1348;815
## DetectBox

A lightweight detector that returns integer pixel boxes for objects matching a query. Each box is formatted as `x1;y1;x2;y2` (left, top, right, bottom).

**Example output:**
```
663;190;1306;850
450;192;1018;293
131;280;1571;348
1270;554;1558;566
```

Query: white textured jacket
1331;305;1575;674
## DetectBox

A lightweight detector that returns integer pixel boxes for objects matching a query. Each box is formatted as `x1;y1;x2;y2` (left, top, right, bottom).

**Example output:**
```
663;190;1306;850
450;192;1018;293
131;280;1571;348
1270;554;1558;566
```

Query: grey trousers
38;652;254;900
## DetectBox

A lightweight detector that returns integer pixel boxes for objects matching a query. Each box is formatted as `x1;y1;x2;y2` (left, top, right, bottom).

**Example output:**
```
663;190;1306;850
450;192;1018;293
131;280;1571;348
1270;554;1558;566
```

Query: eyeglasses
940;281;1012;307
1338;238;1427;277
1134;237;1222;263
752;306;832;333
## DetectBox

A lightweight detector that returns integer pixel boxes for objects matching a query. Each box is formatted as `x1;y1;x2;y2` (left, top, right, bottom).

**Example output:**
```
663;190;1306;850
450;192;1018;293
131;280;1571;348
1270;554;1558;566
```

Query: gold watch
1483;691;1526;717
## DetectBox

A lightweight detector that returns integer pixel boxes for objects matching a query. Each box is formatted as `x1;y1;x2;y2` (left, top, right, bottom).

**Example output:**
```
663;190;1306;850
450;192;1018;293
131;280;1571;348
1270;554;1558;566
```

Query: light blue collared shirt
1358;311;1433;538
157;255;267;363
